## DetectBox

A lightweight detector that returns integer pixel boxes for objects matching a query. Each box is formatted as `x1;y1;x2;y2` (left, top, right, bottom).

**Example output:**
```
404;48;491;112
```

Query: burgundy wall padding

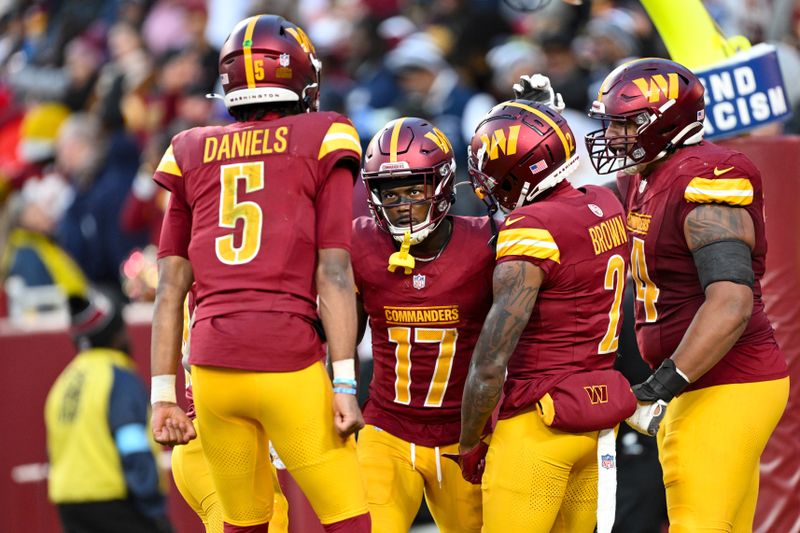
723;136;800;533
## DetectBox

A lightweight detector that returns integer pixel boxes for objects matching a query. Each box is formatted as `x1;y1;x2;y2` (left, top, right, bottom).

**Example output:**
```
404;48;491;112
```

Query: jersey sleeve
316;115;362;180
495;213;560;276
157;191;191;259
676;153;759;228
152;138;187;203
316;165;354;250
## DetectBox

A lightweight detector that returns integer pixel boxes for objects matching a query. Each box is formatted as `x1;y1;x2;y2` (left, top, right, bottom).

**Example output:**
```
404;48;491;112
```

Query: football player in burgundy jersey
458;99;636;533
352;117;494;533
584;58;789;531
148;15;370;533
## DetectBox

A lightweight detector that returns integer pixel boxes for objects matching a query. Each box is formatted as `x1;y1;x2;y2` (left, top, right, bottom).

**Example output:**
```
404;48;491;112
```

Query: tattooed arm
459;260;545;451
672;204;756;382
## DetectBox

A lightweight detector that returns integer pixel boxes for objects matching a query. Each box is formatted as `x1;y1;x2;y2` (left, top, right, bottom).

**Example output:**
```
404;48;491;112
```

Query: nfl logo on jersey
601;454;615;469
413;273;426;290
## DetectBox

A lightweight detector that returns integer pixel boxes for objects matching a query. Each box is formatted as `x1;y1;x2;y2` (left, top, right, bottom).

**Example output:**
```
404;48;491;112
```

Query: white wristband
332;359;356;381
151;374;177;404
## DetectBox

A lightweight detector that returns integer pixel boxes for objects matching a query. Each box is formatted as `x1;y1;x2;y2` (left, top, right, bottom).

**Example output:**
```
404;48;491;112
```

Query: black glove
626;359;690;436
632;359;690;403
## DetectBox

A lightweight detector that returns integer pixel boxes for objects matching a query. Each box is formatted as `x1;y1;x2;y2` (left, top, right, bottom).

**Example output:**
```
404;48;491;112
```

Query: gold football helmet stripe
242;16;260;89
505;101;572;159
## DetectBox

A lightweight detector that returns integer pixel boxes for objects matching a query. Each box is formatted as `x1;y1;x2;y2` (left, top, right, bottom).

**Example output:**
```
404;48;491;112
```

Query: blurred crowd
1;0;800;316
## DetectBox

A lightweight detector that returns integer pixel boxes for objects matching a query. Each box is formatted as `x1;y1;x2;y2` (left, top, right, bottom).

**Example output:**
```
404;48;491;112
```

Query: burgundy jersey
496;183;630;419
617;141;787;390
353;216;494;446
154;112;361;371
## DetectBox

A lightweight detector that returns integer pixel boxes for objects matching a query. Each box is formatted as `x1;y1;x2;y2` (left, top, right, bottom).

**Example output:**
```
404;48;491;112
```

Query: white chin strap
514;154;579;208
625;120;705;175
387;207;436;244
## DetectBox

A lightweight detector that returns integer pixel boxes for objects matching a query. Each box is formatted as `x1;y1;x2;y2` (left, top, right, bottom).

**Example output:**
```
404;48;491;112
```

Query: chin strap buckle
387;231;415;274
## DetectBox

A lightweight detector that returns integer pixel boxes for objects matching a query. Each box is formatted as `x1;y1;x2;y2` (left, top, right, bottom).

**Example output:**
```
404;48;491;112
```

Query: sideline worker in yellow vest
45;292;172;533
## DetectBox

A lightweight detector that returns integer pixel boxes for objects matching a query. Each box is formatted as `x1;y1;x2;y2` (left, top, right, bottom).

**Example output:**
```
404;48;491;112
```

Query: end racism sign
696;43;792;139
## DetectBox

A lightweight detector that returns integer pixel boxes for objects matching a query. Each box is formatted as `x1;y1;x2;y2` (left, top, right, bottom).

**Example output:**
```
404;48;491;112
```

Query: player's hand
626;359;689;436
151;402;196;446
512;74;566;113
332;392;365;439
625;399;668;436
443;440;489;484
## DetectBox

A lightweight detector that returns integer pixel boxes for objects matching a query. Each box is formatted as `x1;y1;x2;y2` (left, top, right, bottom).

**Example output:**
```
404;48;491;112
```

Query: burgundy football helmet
468;100;579;211
218;15;321;112
362;117;456;244
585;58;705;174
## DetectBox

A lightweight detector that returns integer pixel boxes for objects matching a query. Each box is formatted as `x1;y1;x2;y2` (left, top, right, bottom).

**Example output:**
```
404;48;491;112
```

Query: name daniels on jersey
588;215;628;255
385;305;460;326
203;127;288;163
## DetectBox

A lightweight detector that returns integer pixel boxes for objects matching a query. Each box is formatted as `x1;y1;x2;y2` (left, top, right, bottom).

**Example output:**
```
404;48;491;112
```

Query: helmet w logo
632;73;680;103
583;384;609;404
480;125;521;161
285;26;316;54
424;127;452;154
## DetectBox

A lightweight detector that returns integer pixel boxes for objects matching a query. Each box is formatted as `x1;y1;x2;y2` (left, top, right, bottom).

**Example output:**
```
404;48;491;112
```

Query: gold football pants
171;419;289;533
482;409;599;533
658;377;789;532
192;362;368;527
357;424;482;533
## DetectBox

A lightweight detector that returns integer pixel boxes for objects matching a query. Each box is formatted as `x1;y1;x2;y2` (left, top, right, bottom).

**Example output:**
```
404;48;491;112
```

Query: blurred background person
45;292;172;533
54;113;147;300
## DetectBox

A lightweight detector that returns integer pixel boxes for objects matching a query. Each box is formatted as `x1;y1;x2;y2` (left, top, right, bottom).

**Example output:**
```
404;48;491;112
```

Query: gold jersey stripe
496;227;560;263
684;177;753;206
156;145;182;177
243;16;260;89
318;123;362;159
505;101;571;158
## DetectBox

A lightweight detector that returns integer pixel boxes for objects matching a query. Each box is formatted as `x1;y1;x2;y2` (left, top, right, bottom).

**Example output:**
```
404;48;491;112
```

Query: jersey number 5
388;327;458;408
215;162;264;265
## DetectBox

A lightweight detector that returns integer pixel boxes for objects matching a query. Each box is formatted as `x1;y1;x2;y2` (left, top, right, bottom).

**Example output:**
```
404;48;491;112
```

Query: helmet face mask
586;58;706;175
585;110;654;174
218;15;322;113
362;118;456;244
467;100;579;212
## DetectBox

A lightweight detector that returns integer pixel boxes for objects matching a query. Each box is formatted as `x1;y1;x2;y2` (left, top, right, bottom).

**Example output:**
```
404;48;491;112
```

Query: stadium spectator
120;133;171;246
45;291;172;533
587;57;789;531
2;173;85;304
149;15;370;532
386;31;494;162
54;113;147;296
0;102;89;310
